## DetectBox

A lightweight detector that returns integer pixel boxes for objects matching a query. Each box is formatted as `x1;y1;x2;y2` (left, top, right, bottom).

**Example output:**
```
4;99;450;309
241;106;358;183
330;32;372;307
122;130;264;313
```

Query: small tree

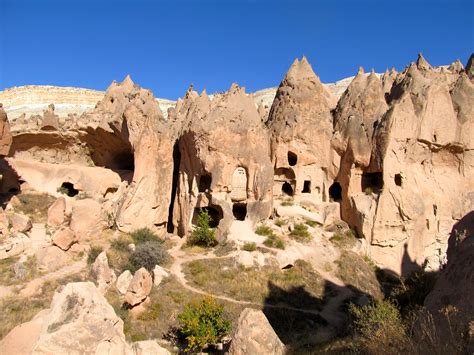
188;210;217;247
128;241;168;272
178;296;231;351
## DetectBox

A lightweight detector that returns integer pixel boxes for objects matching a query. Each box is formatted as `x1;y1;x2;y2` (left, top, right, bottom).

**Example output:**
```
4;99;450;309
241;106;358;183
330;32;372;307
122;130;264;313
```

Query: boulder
0;209;9;236
47;197;67;227
69;199;107;240
0;233;31;259
132;340;170;355
91;251;116;294
36;245;72;271
0;103;12;156
125;267;153;306
152;265;169;286
10;213;32;233
229;308;285;355
116;270;133;295
51;227;77;251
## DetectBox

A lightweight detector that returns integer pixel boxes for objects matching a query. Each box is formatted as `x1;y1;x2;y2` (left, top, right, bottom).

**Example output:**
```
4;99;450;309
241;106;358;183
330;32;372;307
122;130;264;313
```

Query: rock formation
267;57;336;203
170;84;273;238
332;53;474;274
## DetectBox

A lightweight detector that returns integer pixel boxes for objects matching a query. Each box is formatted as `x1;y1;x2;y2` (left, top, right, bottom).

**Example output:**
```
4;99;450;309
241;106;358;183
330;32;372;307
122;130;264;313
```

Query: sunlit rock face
266;57;337;204
169;84;273;239
332;54;474;275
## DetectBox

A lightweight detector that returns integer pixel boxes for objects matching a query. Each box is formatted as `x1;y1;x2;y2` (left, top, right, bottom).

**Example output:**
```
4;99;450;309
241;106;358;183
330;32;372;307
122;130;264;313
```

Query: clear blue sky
1;0;472;100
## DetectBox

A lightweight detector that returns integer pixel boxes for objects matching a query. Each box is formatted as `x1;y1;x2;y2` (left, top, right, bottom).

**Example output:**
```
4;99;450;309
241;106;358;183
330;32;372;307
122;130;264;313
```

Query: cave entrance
198;174;212;192
192;206;223;228
329;182;342;202
361;172;384;193
232;203;247;221
394;173;402;187
59;182;79;197
288;151;298;166
282;182;294;196
302;180;311;193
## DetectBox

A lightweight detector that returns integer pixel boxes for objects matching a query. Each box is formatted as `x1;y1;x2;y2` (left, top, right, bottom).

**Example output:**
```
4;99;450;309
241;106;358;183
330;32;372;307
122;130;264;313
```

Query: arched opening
288;151;298;166
394;174;402;187
192;206;223;228
329;182;342;202
59;182;79;197
198;174;212;192
274;167;296;180
361;172;384;193
104;187;118;197
282;182;294;196
302;180;311;193
232;203;247;221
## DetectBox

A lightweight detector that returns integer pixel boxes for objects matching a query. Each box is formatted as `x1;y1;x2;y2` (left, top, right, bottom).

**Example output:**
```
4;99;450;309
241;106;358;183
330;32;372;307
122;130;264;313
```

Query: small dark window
282;182;294;196
394;174;402;186
329;182;342;202
288;151;297;166
232;203;247;221
59;182;79;197
198;174;212;192
361;172;384;193
433;204;438;216
302;180;311;193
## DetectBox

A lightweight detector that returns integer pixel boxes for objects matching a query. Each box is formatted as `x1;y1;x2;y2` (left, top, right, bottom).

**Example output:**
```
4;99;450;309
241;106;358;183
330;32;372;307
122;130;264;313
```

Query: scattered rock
125;267;153;306
229;308;285;355
51;227;77;251
0;233;31;259
116;270;133;295
132;340;170;355
152;265;169;286
47;197;67;227
91;251;116;294
10;213;32;233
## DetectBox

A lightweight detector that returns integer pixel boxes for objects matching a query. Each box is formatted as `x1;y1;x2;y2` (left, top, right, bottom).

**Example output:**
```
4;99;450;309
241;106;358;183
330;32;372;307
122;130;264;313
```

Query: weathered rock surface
91;251;117;294
51;227;77;251
116;270;133;295
47;197;67;227
0;233;31;259
152;264;169;286
10;212;32;233
125;267;153;306
0;104;12;156
170;83;273;238
229;308;285;355
40;104;60;131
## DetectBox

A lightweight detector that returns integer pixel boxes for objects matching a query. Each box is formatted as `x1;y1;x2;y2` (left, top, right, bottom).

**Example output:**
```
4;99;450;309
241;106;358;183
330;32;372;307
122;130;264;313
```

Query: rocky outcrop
332;53;474;274
40;104;60;131
229;308;285;355
170;84;273;238
0;104;12;156
91;251;117;294
125;267;153;306
424;211;474;351
267;57;336;203
51;227;77;251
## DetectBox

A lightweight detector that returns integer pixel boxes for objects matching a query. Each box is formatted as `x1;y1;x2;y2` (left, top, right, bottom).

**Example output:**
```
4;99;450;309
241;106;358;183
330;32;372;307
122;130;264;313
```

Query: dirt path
166;236;352;324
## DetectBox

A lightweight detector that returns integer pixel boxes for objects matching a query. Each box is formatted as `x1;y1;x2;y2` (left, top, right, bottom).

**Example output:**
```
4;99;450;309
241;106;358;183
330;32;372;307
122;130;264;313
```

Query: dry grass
330;229;357;249
14;193;56;223
0;272;86;339
105;276;246;344
183;258;327;310
0;255;40;286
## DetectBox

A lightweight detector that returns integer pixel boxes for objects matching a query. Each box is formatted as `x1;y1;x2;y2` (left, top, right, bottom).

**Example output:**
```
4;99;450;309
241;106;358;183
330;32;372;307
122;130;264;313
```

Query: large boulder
10;213;32;233
0;233;31;259
91;251;117;294
47;197;67;227
125;267;153;306
51;227;77;251
40;103;60;131
229;308;285;355
116;270;133;295
69;199;107;240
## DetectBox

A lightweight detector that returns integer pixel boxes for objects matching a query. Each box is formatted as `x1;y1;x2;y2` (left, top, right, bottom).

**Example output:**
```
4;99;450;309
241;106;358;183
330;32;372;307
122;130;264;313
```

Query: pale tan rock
116;270;133;295
91;251;116;294
0;209;10;236
125;267;153;306
31;282;131;354
152;265;169;286
132;340;170;355
47;197;66;227
51;227;77;251
0;309;45;354
229;308;285;355
40;103;60;131
0;233;31;259
0;103;12;156
69;198;107;240
36;245;71;271
10;212;32;233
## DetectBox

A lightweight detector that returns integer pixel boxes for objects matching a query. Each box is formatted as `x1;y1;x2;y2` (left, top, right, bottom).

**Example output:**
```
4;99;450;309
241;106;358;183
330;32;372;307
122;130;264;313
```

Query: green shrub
349;300;407;351
128;241;168;273
177;296;231;352
274;218;286;227
130;228;159;245
290;223;312;242
263;234;285;249
280;198;294;206
305;219;319;227
242;242;257;252
110;236;131;253
188;210;217;248
87;246;103;265
390;270;438;313
255;225;274;237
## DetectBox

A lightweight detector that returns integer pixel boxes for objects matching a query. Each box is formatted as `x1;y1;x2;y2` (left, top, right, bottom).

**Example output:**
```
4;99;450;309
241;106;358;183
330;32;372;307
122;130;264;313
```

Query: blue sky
1;0;472;99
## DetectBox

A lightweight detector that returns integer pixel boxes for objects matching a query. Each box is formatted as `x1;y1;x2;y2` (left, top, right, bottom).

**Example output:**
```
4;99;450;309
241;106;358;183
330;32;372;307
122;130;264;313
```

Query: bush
349;300;407;351
242;242;257;252
128;241;168;273
280;198;294;206
305;219;319;227
87;246;103;265
290;223;312;242
274;218;286;227
110;236;131;253
130;228;159;245
177;296;231;352
263;234;285;249
188;210;218;248
255;225;274;237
